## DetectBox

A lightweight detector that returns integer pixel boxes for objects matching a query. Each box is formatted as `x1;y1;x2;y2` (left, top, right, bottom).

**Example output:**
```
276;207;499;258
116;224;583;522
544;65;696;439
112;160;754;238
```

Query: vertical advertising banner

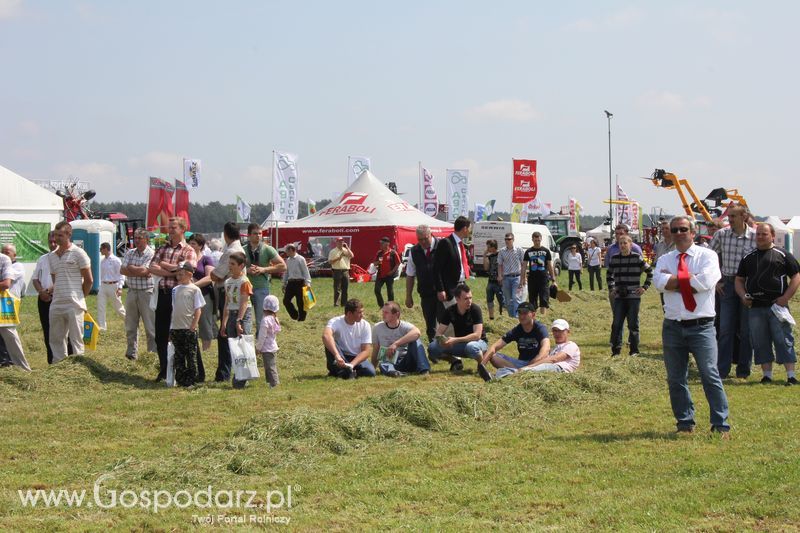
174;179;190;230
445;169;469;222
347;156;371;186
512;159;538;203
630;202;640;232
568;197;578;233
421;167;439;218
236;195;251;223
273;152;299;222
183;159;201;189
146;178;175;233
616;184;630;227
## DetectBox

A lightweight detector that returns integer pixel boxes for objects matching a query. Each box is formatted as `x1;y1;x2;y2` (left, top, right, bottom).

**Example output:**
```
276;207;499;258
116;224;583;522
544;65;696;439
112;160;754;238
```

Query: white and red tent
268;170;452;269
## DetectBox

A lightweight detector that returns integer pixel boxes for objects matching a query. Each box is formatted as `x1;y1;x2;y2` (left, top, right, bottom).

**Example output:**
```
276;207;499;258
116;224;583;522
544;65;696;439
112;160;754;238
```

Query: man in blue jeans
654;215;730;437
243;223;285;337
323;298;376;379
735;222;800;385
371;302;430;377
479;302;549;380
428;283;488;373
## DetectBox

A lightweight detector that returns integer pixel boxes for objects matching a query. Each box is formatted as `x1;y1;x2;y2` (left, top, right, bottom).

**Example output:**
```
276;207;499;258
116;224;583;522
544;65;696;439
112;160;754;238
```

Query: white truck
471;221;561;276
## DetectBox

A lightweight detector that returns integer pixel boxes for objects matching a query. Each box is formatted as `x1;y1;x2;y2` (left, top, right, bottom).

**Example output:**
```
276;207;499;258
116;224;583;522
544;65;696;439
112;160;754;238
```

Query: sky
2;1;799;220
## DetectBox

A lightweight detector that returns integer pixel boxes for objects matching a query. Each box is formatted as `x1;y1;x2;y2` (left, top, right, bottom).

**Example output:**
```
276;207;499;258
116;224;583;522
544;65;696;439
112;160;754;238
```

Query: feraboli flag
174;179;190;230
512;159;538;203
273;152;299;222
146;178;175;233
445;169;469;222
420;167;438;218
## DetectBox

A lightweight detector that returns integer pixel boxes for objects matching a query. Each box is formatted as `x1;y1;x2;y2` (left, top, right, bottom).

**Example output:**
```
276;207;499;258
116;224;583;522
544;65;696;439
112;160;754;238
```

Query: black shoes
760;376;773;384
477;363;493;382
786;376;798;386
450;359;464;373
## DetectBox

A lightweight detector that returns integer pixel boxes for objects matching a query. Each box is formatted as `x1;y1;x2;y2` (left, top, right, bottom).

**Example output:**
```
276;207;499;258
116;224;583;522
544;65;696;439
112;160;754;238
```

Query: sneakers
786;376;798;386
630;352;640;357
385;370;406;378
711;426;731;440
450;359;464;373
477;363;493;382
676;426;695;434
760;376;773;384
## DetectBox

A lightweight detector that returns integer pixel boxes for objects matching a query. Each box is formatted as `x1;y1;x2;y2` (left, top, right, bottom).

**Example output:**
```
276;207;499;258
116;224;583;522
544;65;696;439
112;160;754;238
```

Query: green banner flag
0;220;50;262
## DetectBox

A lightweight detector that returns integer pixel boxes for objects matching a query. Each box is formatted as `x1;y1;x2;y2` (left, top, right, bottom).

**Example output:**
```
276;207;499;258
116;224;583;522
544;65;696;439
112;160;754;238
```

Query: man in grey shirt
371;301;430;377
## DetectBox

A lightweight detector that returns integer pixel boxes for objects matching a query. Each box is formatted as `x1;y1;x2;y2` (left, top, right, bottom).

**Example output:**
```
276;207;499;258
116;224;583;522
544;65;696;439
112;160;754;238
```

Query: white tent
586;223;612;242
1;164;63;294
270;170;452;269
765;215;793;252
786;216;800;259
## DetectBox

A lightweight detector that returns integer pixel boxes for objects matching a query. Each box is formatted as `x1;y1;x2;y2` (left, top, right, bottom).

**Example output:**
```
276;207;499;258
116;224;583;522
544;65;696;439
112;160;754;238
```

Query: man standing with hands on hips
654;216;730;437
328;237;354;307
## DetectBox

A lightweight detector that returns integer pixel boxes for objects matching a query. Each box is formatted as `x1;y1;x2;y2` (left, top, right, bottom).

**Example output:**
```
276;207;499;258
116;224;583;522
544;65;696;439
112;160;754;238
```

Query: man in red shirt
373;237;400;307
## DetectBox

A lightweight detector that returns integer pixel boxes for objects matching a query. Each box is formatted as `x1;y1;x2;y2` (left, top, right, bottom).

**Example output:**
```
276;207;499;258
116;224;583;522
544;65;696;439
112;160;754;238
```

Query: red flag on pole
174;179;190;230
146;178;175;233
512;159;538;203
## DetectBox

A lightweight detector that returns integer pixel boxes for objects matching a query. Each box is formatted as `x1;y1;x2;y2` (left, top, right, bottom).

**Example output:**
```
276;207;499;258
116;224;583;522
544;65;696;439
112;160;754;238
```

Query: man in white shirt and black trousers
654;215;730;437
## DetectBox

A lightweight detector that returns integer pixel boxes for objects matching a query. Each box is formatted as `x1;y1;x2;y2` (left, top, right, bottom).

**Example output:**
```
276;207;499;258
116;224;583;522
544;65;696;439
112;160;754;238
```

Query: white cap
552;319;570;331
263;295;280;313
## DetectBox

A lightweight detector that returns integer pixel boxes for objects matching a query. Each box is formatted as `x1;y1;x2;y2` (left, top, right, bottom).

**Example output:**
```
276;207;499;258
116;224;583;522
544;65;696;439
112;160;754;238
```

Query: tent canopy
585;223;611;241
1;164;63;223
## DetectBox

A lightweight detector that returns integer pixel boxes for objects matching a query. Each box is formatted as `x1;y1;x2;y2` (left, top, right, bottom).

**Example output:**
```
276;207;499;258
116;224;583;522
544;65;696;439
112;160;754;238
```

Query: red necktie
459;241;470;279
426;248;431;259
677;253;697;312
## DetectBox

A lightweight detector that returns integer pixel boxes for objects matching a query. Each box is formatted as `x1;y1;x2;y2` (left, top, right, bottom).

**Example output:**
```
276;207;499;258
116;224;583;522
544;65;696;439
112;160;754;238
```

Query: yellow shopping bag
302;285;316;311
83;311;100;351
0;289;20;326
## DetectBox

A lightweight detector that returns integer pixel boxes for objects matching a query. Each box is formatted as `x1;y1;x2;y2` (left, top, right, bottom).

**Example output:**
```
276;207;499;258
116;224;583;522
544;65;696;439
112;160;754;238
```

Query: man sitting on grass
323;298;376;379
371;301;430;377
480;318;580;380
478;302;549;381
427;283;488;373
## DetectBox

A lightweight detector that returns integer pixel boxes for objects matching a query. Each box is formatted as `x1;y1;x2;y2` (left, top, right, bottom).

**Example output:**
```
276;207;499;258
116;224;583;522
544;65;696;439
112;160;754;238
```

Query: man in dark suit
405;224;441;342
434;216;472;308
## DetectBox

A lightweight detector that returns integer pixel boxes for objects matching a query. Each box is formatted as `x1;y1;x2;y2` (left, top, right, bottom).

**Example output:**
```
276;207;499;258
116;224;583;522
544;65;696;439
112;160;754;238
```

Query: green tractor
538;214;584;267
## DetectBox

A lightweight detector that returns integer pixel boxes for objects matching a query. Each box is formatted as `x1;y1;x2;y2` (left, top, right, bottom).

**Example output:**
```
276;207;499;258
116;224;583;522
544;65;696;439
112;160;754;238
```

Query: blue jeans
718;277;753;377
250;287;270;337
502;275;520;317
496;363;563;378
748;306;797;365
663;320;730;431
611;297;641;354
325;348;376;379
486;281;505;313
379;340;431;375
428;339;488;362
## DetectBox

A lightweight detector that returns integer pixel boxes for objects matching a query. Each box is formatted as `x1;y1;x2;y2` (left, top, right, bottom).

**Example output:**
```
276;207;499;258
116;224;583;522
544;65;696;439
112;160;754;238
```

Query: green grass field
2;274;799;531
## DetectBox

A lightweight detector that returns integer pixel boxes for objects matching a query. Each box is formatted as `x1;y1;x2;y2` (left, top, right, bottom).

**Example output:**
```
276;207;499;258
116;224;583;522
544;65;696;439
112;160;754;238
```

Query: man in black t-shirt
522;232;557;314
735;222;800;385
427;283;488;373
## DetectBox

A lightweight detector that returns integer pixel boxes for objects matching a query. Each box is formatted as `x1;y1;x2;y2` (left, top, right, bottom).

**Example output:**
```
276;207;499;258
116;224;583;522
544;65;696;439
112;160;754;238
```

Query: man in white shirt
31;231;69;364
654;215;730;437
97;242;126;330
48;220;93;362
322;298;375;379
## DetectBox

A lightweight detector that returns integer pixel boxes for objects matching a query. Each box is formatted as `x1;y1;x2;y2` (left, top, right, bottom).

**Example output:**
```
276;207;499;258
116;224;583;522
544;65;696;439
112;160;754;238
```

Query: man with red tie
433;216;472;310
654;215;730;437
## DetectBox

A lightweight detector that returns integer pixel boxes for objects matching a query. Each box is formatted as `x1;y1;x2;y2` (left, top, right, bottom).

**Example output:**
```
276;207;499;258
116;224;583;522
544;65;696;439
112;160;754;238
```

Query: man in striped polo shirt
497;233;525;318
606;234;652;356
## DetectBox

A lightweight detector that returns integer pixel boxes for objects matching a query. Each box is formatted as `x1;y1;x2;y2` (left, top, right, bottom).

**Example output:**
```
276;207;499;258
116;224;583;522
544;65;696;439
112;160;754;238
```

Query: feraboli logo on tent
319;192;376;215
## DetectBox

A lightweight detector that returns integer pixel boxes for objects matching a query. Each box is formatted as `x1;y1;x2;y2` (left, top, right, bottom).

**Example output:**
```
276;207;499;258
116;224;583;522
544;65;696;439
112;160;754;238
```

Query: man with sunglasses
709;206;755;378
654;216;729;437
243;223;285;335
497;233;525;317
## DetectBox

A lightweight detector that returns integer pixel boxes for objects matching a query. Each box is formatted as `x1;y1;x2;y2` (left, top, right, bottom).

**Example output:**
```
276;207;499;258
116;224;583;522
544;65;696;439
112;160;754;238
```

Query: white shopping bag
515;282;526;302
229;334;260;381
149;276;162;312
165;341;176;387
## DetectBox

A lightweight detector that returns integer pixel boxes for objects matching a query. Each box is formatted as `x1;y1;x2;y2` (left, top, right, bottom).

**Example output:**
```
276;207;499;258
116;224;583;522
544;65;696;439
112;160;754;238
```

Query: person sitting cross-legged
323;298;376;379
427;283;488;373
486;319;581;380
477;301;549;380
371;302;431;377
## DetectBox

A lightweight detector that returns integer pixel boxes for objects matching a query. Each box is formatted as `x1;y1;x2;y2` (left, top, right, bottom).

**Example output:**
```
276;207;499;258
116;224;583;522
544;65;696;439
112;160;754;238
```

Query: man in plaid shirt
148;217;197;381
120;229;156;361
710;206;756;378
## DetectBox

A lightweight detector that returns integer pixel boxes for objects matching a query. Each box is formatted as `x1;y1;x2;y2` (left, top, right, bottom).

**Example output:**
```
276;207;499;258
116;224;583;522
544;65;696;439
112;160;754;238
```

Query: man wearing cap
654;215;730;436
427;283;487;373
329;237;354;307
405;224;441;342
735;222;800;385
478;302;549;378
373;237;401;308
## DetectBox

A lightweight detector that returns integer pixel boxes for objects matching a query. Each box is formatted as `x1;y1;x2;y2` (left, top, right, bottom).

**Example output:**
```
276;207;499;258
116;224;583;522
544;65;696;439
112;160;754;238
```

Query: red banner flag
512;159;538;203
146;178;175;233
174;179;190;230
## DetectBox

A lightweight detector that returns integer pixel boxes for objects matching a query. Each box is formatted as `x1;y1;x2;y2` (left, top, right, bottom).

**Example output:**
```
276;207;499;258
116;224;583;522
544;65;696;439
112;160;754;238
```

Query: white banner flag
420;167;439;218
616;184;631;227
347;156;371;186
445;169;469;222
183;159;201;189
273;152;299;222
236;195;251;223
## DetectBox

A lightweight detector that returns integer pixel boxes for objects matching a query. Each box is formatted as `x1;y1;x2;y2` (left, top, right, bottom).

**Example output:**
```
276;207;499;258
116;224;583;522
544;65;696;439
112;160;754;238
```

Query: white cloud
465;99;542;122
128;151;181;175
0;0;22;20
635;90;712;113
682;7;747;45
564;6;645;32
